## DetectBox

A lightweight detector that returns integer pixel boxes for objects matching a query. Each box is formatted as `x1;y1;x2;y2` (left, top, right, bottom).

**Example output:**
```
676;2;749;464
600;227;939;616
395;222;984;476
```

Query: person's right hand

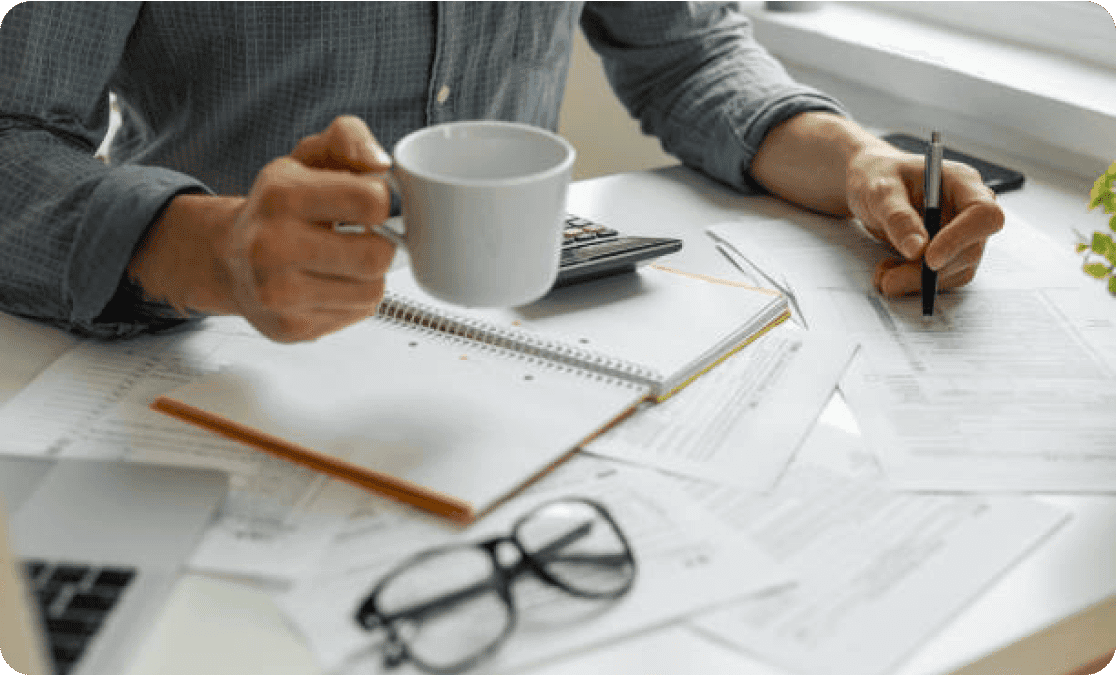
126;116;398;342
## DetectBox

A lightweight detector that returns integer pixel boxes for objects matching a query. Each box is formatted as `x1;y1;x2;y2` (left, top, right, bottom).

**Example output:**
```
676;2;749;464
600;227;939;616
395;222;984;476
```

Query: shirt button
436;85;451;104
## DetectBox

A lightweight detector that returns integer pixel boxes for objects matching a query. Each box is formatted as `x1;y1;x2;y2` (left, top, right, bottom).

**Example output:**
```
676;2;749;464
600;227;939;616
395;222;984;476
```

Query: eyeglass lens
515;500;634;597
362;499;634;673
376;546;512;671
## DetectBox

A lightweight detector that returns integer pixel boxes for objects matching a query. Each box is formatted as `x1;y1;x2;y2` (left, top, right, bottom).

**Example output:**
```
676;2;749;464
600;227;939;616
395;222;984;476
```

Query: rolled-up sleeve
0;3;208;339
580;1;849;193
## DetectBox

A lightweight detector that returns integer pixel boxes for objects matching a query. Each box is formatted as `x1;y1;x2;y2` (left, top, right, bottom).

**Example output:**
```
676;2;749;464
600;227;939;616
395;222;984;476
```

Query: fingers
251;307;382;344
858;169;927;260
873;240;985;297
253;220;397;281
213;117;401;342
252;273;386;316
851;147;1005;298
254;156;394;226
234;247;391;342
227;142;399;342
924;165;1004;271
291;115;393;173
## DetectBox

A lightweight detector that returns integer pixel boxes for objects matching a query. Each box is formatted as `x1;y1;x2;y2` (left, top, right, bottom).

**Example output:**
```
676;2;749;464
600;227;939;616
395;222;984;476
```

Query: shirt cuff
730;92;851;194
68;164;211;337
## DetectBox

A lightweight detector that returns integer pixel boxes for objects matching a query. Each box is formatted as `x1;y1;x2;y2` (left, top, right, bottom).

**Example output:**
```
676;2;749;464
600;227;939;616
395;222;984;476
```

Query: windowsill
738;2;1116;182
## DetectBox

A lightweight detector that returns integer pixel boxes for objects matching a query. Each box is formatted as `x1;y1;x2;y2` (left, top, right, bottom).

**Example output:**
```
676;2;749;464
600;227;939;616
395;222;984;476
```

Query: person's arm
128;116;398;343
580;1;848;195
2;6;397;342
581;2;1002;296
749;111;1004;296
0;3;209;338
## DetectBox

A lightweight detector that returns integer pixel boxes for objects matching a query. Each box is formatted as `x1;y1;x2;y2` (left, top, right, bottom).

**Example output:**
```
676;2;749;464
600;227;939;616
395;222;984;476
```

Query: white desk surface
5;164;1114;675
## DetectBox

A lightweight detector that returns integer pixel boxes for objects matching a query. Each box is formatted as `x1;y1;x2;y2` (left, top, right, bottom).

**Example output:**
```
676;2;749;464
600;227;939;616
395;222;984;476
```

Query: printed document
834;289;1116;491
584;323;856;491
277;456;792;675
685;466;1070;675
708;210;1116;491
0;312;78;405
0;318;373;580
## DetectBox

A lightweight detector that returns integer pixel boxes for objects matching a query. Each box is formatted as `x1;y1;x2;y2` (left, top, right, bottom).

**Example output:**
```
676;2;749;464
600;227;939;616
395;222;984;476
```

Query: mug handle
332;170;406;246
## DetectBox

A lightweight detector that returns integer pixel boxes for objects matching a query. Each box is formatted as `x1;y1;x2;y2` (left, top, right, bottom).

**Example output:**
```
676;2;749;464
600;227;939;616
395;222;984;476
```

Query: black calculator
554;215;683;288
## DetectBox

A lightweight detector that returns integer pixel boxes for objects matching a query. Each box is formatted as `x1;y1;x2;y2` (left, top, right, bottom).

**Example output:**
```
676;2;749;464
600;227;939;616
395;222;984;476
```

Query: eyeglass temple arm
529;520;594;558
529;520;632;567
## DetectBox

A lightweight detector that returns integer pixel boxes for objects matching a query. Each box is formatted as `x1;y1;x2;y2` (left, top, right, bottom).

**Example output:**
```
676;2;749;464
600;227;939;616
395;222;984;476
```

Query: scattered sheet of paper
277;455;792;675
0;318;375;580
0;312;79;406
1043;282;1116;373
791;403;884;483
834;289;1116;491
584;323;857;492
707;211;1116;492
684;466;1070;675
511;623;787;675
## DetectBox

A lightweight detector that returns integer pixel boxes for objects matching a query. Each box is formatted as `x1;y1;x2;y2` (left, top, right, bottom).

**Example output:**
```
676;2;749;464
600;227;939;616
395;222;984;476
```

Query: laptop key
33;561;135;675
93;567;135;588
23;559;46;582
35;582;64;609
50;633;90;667
68;592;118;612
45;614;101;637
49;565;89;585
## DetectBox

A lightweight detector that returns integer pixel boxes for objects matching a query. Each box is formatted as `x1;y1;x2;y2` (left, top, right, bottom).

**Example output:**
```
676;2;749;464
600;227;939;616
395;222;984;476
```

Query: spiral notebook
378;265;789;402
152;266;788;523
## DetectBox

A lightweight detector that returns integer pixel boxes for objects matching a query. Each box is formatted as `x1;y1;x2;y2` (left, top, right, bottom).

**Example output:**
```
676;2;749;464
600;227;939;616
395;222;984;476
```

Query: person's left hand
845;142;1005;296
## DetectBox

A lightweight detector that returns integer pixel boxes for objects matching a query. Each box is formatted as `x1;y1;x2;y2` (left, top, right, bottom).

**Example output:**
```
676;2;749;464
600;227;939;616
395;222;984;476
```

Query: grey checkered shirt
0;1;846;338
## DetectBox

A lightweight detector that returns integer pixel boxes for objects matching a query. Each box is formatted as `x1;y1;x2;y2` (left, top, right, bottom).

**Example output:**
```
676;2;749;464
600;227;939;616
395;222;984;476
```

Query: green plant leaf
1110;214;1116;233
1083;262;1110;279
1109;275;1116;295
1091;163;1116;211
1091;185;1105;209
1093;232;1115;256
1076;242;1091;253
1104;194;1116;215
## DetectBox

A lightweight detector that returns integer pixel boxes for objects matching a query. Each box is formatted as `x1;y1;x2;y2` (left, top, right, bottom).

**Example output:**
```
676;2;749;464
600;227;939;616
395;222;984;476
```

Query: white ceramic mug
377;121;576;308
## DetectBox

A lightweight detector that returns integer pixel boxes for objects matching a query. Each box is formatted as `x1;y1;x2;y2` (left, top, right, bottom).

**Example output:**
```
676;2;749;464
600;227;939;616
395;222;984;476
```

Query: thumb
291;115;393;173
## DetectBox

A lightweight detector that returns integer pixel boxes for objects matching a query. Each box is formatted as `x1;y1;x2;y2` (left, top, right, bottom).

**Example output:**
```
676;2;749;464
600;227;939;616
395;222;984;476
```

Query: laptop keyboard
21;559;137;675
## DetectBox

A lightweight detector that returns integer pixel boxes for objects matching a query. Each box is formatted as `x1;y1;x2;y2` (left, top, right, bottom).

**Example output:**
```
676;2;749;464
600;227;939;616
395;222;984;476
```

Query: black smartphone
882;132;1026;194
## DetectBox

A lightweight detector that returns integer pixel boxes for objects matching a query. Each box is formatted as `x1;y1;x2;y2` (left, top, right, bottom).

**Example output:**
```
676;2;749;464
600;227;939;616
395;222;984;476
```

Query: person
0;2;1004;343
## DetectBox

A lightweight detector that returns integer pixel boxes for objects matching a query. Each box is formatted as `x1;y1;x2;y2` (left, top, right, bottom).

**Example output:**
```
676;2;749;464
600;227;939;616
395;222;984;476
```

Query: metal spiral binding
375;293;659;392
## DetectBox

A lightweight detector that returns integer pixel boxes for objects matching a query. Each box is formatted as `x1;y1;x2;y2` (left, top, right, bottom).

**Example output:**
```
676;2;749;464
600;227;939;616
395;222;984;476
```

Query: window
744;0;1116;177
864;1;1116;71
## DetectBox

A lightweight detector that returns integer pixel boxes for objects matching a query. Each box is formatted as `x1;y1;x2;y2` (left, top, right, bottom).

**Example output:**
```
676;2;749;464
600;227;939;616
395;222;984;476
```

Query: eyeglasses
354;497;637;674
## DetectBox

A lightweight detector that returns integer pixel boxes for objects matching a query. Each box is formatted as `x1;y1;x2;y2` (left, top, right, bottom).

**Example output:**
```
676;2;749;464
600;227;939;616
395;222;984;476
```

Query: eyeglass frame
353;497;638;674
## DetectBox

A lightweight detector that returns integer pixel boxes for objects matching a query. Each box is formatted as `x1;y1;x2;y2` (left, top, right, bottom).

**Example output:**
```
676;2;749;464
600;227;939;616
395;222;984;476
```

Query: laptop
0;457;226;675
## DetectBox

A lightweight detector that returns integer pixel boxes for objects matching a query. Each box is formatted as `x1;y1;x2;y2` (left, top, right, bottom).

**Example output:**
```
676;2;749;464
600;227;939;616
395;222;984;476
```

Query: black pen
921;131;944;317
